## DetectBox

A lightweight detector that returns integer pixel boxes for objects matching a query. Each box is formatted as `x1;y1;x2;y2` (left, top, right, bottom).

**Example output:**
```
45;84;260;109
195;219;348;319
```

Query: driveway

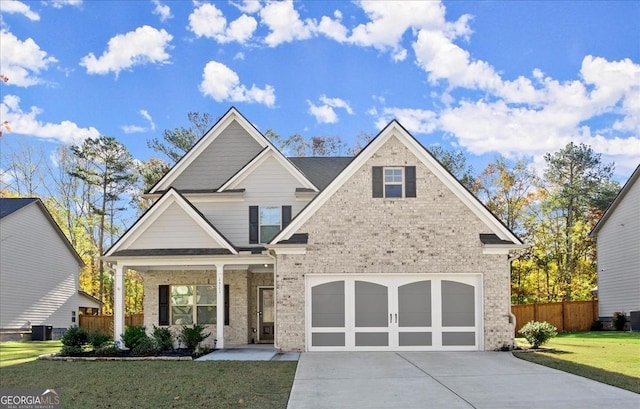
287;352;640;409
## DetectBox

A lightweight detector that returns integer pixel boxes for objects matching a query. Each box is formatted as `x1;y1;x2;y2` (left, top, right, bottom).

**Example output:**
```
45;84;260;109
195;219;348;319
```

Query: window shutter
372;166;383;198
224;284;230;326
249;206;259;244
282;205;292;228
405;166;416;198
158;285;169;326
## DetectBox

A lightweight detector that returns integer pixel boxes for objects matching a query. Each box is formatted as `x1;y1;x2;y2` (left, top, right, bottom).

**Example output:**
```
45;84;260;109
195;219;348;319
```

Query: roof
79;290;103;305
590;164;640;238
0;197;85;267
289;157;353;190
0;197;38;219
271;120;524;250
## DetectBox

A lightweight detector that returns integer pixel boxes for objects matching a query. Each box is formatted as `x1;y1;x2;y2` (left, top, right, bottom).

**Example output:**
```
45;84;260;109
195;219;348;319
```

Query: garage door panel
441;280;475;327
399;332;432;347
355;332;389;347
398;280;432;327
312;332;345;347
442;332;476;346
311;281;345;327
354;281;388;328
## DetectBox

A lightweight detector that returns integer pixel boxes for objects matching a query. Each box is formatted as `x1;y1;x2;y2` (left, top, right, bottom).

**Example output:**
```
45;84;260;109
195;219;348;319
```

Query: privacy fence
79;314;144;335
512;300;598;335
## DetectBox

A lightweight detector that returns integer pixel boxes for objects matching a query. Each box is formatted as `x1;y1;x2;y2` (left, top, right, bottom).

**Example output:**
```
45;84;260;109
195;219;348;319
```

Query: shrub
60;345;84;356
152;326;174;351
121;325;148;350
132;336;158;357
94;343;121;357
61;325;89;347
612;312;627;331
178;324;211;353
590;320;603;331
518;321;557;349
89;330;112;350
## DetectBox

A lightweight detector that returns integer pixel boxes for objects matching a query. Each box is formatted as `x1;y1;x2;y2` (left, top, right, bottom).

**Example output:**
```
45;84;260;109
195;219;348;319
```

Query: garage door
306;274;482;351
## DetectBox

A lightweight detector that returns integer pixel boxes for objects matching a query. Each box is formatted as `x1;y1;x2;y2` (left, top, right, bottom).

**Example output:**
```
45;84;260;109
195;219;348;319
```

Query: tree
147;112;214;164
541;142;615;301
310;135;347;156
70;136;138;310
429;146;475;190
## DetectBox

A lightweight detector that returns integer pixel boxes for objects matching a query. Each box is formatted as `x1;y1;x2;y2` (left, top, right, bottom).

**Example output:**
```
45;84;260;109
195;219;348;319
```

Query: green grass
0;340;63;367
514;331;640;393
0;359;297;408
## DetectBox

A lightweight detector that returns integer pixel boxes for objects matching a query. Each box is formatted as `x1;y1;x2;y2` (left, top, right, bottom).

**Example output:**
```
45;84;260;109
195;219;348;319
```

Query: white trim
150;108;269;194
104;189;237;257
218;149;318;192
143;191;245;203
272;121;522;247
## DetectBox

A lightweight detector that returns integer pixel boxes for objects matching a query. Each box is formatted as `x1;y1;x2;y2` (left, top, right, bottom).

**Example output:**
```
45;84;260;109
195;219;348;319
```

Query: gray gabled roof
0;197;38;219
289;157;353;190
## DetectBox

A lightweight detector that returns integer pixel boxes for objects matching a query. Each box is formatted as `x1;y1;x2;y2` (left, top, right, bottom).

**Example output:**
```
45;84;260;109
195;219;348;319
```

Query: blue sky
1;0;639;185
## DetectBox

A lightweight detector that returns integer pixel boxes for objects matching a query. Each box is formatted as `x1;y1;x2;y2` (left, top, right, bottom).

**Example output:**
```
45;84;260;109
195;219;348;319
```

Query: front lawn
0;340;62;367
514;331;640;393
0;360;297;408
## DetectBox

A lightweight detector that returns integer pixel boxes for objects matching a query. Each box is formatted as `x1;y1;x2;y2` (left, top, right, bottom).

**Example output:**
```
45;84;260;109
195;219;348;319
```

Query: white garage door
306;274;482;351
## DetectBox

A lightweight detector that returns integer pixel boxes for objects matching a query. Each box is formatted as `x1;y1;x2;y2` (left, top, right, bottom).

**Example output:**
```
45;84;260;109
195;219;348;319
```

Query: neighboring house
104;107;525;351
0;198;93;340
590;165;640;329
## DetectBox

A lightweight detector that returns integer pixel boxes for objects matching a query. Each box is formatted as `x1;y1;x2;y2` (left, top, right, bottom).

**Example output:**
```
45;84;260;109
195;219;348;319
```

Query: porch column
113;264;125;347
216;263;225;349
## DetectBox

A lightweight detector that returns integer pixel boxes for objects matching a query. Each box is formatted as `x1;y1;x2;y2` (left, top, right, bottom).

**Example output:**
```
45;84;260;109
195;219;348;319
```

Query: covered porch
104;252;275;349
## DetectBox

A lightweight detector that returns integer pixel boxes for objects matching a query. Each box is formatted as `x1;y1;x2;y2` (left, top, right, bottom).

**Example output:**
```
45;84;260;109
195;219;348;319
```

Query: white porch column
216;263;225;349
113;264;125;347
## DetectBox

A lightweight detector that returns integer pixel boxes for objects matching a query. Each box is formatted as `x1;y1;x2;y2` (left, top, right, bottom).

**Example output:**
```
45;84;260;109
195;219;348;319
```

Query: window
372;166;416;198
384;168;403;198
260;207;281;243
170;285;216;325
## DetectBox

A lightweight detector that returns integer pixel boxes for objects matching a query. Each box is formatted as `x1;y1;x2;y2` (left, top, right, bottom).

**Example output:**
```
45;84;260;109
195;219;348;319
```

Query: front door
258;287;274;342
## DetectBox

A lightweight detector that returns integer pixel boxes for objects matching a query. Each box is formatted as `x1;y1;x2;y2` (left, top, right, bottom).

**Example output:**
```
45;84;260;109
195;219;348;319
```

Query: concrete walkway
287;352;640;409
195;344;300;361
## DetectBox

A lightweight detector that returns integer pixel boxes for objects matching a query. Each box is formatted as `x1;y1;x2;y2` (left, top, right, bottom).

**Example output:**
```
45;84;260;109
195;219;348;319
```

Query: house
590;165;640;329
0;198;99;340
104;107;525;351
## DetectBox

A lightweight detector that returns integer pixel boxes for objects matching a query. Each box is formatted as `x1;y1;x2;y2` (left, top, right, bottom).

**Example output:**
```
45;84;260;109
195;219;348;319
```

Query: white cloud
0;0;40;20
188;3;257;44
80;25;173;76
199;60;275;107
49;0;82;8
234;52;245;60
231;0;262;14
122;109;156;134
0;30;57;87
260;0;317;47
373;108;438;134
0;94;99;144
307;95;353;124
152;0;172;22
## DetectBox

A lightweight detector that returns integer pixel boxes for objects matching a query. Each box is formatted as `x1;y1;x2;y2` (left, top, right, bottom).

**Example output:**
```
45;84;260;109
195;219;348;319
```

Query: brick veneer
275;135;514;351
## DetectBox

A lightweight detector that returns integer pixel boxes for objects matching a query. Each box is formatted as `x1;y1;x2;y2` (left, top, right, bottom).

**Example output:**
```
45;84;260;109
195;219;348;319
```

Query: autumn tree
429;146;476;191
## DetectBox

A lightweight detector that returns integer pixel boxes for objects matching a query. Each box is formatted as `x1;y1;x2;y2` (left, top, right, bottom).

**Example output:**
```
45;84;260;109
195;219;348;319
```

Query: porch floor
195;344;300;361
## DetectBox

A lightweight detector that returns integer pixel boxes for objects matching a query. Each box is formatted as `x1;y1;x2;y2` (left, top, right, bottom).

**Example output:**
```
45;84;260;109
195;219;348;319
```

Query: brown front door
258;287;274;342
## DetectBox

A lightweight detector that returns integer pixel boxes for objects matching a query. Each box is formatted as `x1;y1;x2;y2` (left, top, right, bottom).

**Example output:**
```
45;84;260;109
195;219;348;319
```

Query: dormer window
249;205;292;244
372;166;416;198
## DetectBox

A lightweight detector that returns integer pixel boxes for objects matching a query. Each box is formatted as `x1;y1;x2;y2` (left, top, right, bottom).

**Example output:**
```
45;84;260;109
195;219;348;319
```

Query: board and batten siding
0;203;80;330
597;176;640;317
192;155;312;246
128;202;222;249
172;121;264;190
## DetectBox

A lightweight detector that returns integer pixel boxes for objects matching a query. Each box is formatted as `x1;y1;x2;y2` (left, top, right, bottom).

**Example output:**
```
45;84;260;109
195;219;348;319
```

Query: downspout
267;249;279;352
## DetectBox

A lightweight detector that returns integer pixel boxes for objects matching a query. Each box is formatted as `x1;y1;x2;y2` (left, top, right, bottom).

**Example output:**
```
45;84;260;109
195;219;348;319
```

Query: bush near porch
514;331;640;393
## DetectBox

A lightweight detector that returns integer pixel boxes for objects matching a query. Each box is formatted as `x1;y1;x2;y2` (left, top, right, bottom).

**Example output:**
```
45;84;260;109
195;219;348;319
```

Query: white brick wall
275;136;514;351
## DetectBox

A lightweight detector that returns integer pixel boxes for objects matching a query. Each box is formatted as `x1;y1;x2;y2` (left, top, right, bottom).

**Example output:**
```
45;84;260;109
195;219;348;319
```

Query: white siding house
590;165;640;328
0;198;85;340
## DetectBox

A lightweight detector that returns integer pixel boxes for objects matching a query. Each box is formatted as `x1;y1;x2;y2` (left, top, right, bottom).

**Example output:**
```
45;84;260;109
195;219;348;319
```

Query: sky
1;0;639;186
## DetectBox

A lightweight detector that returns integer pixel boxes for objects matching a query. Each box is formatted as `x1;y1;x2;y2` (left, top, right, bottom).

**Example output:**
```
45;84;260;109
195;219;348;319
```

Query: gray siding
172;121;264;190
192;155;311;246
597;177;640;317
0;204;80;330
128;202;222;249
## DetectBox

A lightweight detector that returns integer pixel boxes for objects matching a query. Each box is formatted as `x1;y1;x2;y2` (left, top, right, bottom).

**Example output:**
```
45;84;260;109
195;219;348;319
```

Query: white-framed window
260;207;281;243
170;285;216;325
384;167;404;198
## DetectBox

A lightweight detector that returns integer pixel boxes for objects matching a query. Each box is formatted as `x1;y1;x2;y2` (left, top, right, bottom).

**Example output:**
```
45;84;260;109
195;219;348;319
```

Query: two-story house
104;107;524;352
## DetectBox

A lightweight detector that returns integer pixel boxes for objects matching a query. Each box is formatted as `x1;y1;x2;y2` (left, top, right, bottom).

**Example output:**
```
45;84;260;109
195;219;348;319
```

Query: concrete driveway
287;352;640;409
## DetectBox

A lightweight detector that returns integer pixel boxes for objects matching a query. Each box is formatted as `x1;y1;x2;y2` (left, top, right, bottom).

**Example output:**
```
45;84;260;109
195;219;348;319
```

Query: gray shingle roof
0;198;38;219
289;157;353;190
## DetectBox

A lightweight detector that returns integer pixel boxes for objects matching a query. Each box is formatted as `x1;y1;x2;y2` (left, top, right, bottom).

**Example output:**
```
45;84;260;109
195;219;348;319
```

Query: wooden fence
512;300;598;334
79;314;144;335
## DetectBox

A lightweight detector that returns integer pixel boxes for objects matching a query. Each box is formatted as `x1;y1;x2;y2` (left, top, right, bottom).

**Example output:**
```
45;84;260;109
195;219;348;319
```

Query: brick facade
275;135;514;351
